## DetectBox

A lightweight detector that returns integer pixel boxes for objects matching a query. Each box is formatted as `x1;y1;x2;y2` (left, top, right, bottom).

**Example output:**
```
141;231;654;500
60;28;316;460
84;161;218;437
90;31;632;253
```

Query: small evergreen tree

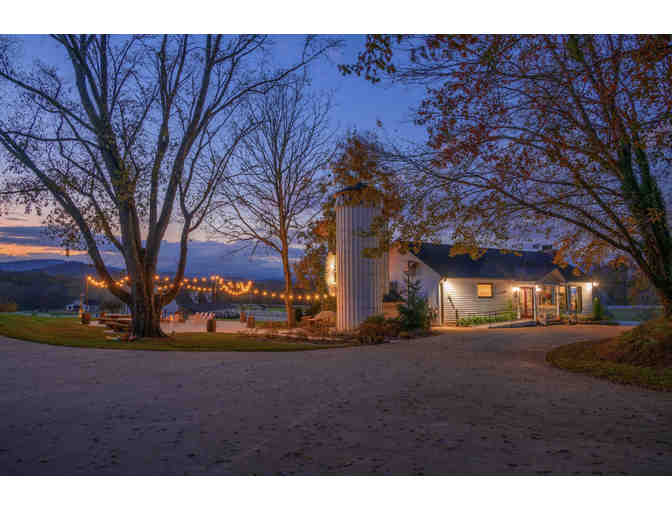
397;269;429;330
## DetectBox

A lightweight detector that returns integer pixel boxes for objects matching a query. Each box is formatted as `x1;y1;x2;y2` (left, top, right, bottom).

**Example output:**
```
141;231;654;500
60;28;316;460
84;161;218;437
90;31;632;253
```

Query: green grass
0;314;342;352
547;337;672;391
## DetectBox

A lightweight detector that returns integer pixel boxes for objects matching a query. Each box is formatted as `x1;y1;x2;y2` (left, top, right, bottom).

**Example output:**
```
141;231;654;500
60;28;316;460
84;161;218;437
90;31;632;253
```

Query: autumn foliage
344;35;672;315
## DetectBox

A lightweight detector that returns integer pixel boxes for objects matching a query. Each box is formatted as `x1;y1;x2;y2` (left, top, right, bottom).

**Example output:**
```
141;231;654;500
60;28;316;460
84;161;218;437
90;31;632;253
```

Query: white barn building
389;243;595;325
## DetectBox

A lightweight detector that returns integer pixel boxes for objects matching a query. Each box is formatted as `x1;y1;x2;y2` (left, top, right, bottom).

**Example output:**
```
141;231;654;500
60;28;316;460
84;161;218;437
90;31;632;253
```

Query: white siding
441;278;519;324
583;283;594;315
387;246;595;324
572;282;593;315
335;201;384;331
388;249;441;310
440;280;594;324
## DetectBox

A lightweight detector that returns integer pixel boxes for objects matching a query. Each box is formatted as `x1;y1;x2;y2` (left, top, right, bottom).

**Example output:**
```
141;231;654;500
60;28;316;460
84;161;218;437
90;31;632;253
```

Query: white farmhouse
389;243;595;325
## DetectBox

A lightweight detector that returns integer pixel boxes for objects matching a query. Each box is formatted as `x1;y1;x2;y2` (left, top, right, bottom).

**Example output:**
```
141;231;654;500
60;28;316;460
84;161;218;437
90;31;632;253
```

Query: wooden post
206;317;217;333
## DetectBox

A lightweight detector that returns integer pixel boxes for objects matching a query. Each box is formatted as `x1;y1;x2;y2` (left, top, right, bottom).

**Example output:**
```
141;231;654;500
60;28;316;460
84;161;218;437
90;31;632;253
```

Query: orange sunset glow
0;243;87;257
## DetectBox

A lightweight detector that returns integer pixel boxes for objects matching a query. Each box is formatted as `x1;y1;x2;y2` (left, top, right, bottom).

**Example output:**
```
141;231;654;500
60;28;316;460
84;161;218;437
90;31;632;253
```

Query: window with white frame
477;283;493;298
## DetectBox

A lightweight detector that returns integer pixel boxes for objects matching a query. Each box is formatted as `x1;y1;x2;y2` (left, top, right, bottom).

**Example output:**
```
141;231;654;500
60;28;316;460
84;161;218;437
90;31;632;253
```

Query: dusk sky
0;35;427;277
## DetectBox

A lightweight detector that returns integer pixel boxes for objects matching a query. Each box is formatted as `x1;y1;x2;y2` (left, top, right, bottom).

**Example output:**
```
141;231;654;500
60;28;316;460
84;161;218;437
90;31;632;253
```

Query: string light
86;274;330;300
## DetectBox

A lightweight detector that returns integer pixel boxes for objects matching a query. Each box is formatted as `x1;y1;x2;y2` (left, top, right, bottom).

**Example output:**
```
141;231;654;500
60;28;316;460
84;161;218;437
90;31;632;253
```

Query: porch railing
447;308;518;326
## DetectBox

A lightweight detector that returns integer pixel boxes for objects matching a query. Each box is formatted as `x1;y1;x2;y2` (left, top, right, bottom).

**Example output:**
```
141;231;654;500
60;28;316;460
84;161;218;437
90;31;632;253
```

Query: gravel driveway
1;325;670;475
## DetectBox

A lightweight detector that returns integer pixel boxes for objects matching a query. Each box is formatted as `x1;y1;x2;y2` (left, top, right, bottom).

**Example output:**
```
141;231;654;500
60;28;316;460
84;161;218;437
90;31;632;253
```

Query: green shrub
457;311;517;327
397;272;430;331
592;296;604;321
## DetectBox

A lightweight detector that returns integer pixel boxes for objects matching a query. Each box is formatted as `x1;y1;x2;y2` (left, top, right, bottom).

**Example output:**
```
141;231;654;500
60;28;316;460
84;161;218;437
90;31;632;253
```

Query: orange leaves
341;34;672;295
646;207;665;224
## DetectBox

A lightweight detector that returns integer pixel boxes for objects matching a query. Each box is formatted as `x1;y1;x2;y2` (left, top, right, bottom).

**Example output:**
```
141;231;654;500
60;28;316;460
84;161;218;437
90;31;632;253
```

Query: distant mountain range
0;258;287;311
0;258;285;281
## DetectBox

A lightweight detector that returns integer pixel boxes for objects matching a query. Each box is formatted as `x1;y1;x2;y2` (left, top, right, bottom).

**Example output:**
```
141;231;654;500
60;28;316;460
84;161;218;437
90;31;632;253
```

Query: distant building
66;300;100;313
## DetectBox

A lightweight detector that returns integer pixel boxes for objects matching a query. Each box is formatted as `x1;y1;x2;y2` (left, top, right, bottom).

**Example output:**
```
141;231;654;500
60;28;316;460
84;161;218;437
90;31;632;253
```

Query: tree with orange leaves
343;35;672;316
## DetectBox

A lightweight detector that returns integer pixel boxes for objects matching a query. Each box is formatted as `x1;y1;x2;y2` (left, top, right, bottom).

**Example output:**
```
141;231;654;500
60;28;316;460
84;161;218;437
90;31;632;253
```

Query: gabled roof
412;243;584;282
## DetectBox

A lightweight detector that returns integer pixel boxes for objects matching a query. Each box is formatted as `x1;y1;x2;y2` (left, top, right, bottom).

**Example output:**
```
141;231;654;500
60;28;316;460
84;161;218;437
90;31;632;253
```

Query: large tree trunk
130;279;165;338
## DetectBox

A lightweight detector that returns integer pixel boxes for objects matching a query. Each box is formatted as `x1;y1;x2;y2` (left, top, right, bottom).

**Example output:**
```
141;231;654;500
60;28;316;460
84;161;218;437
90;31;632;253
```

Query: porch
438;273;594;326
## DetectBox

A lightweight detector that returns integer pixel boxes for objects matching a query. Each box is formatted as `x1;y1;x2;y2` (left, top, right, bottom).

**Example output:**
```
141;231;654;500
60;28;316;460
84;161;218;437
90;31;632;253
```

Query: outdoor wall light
442;280;453;290
592;281;599;287
512;286;520;292
535;286;541;291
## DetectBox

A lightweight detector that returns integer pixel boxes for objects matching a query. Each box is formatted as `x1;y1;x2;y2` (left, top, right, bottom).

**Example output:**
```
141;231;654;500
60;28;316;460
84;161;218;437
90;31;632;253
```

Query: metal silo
335;183;384;331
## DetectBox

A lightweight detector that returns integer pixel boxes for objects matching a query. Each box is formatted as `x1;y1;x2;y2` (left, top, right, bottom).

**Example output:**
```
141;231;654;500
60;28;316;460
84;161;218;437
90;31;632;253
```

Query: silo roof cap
334;182;368;196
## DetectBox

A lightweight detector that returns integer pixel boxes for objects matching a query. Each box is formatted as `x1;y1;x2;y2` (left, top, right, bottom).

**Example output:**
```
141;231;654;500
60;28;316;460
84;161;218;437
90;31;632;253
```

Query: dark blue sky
12;35;426;144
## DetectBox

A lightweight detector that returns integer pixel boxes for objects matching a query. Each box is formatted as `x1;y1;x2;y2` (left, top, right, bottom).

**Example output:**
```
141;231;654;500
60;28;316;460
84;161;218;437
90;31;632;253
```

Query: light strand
85;274;329;301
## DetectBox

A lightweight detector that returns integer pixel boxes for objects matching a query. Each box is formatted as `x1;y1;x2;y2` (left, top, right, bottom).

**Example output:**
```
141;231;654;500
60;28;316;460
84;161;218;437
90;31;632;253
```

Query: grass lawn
0;314;342;352
547;318;672;391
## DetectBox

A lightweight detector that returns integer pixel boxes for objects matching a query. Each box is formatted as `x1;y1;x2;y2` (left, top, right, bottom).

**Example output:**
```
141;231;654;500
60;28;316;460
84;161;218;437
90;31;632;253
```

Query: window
477;283;493;298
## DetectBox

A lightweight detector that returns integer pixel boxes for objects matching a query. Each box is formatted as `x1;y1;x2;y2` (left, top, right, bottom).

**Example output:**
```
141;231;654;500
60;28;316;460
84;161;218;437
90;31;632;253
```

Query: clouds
0;226;99;263
0;225;294;279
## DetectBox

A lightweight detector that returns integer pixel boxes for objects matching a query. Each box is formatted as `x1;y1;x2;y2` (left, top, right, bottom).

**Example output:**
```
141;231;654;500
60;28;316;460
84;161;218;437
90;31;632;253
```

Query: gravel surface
1;325;670;475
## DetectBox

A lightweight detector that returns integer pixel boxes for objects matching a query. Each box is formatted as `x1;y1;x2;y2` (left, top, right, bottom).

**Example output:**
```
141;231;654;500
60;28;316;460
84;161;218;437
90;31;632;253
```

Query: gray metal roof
412;243;584;282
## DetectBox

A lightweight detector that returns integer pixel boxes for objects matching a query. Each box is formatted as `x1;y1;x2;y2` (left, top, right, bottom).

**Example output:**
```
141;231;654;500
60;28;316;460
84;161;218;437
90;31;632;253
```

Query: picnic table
98;316;132;332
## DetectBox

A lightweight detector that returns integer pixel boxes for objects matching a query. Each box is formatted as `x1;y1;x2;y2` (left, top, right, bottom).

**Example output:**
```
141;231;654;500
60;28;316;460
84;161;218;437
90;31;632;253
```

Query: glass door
538;285;557;319
520;287;534;318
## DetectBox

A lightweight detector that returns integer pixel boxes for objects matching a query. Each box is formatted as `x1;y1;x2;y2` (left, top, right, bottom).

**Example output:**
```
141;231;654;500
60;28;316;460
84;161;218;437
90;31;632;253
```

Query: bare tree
210;77;334;326
0;35;336;336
